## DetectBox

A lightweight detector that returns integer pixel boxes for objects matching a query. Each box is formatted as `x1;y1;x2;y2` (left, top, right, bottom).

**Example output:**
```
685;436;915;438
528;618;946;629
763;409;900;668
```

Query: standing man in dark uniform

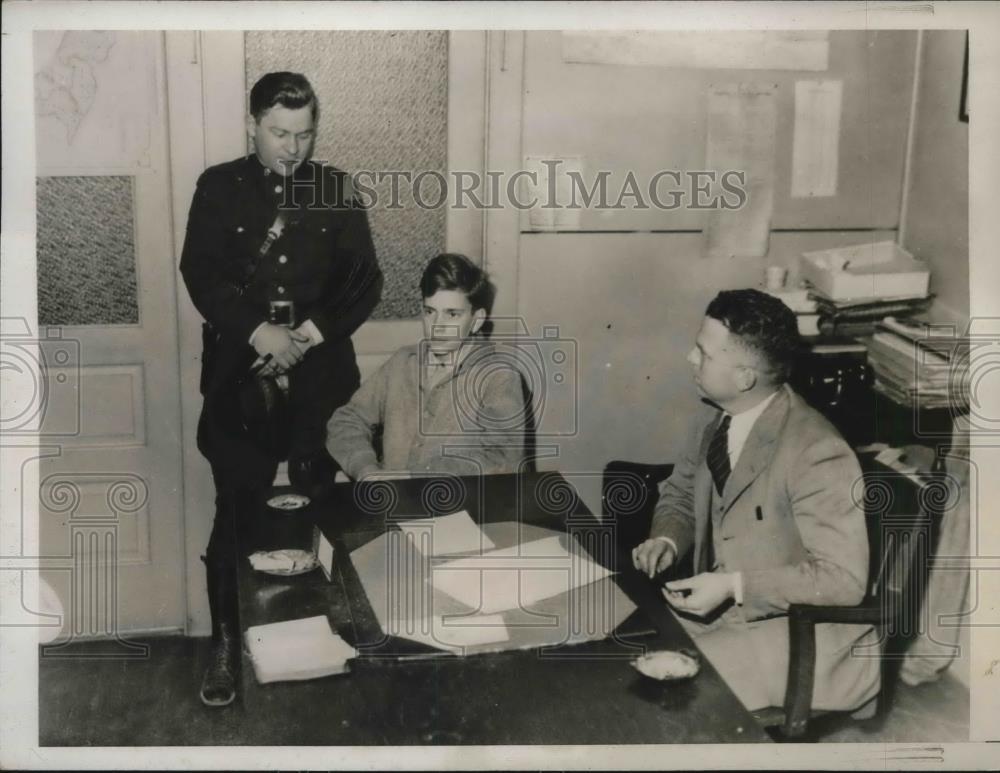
180;72;381;706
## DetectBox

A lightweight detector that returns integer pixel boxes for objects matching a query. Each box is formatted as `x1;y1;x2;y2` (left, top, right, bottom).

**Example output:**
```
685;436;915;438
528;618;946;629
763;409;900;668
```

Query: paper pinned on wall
791;80;843;198
524;156;584;231
703;83;778;259
34;31;158;174
562;31;829;72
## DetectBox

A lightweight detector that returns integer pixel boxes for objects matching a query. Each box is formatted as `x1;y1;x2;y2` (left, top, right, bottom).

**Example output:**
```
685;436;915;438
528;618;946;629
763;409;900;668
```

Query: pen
354;651;454;665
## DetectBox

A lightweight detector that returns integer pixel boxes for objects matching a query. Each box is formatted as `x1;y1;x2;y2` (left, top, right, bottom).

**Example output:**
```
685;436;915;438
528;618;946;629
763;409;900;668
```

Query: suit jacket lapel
720;386;790;515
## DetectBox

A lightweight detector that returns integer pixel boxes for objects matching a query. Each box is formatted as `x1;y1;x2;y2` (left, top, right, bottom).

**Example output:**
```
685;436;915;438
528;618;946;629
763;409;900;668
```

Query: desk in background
236;472;770;745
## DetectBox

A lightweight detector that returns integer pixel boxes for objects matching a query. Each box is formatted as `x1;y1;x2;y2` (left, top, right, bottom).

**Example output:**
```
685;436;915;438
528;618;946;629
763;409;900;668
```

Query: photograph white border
3;1;999;769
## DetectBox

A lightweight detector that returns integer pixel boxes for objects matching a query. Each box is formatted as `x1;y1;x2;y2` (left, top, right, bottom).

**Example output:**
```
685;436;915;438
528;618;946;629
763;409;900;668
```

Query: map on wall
34;30;158;175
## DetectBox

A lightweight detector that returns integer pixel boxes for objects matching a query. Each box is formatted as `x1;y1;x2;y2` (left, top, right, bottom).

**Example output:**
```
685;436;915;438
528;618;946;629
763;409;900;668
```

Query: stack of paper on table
245;615;356;684
396;510;496;556
432;535;615;615
349;520;634;657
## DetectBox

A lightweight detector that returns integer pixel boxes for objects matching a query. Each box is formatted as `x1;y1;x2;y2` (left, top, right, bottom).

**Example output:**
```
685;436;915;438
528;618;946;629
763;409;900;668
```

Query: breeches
197;336;361;571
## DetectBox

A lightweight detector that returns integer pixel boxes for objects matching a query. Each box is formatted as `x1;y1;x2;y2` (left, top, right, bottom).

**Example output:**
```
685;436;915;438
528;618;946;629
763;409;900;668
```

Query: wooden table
236;471;770;745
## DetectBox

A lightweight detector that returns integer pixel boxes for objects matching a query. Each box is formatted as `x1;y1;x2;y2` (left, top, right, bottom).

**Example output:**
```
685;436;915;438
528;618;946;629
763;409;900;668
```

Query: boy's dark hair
705;289;801;384
420;253;495;314
249;72;318;121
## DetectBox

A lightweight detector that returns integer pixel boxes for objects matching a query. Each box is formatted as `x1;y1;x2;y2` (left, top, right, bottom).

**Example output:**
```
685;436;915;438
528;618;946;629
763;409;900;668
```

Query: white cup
765;265;788;291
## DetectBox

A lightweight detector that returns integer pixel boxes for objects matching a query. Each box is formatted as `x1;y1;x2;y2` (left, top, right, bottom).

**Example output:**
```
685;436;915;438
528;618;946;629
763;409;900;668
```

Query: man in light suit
633;289;880;712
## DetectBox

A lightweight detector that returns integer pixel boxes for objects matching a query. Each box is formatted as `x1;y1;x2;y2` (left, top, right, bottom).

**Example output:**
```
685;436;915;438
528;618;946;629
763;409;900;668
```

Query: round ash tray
631;648;701;682
266;493;311;512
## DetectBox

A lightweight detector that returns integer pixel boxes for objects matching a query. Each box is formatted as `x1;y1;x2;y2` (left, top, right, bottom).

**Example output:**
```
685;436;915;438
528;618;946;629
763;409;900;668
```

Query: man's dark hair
420;253;495;314
249;72;318;121
705;289;801;384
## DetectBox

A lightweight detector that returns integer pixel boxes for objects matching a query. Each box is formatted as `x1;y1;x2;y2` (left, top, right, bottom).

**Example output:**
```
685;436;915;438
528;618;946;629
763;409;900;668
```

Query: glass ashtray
266;493;311;511
631;648;701;682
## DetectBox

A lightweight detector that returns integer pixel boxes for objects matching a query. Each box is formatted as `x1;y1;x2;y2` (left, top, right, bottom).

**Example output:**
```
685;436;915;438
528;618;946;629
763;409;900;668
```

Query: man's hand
252;324;310;372
632;537;676;579
662;572;735;617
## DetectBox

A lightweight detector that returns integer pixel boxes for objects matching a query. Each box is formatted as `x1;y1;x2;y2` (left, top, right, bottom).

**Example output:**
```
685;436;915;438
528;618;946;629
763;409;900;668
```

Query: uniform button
264;168;271;176
321;227;327;233
274;185;283;194
277;286;286;294
236;226;244;233
278;255;288;264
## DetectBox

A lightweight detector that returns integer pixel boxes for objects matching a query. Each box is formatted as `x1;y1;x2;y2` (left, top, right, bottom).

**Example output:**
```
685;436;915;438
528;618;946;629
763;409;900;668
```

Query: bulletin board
520;30;917;233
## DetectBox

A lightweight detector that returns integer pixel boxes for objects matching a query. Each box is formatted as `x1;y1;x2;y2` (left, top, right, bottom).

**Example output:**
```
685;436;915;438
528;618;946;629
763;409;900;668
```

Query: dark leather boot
199;621;239;707
200;553;240;708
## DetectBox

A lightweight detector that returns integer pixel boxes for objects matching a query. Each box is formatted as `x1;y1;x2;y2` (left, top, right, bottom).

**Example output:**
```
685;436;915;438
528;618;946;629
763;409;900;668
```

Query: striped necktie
707;413;732;496
704;412;731;571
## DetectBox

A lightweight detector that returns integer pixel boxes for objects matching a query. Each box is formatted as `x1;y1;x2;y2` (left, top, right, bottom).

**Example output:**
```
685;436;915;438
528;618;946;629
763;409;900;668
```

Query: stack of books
863;317;970;410
810;293;934;338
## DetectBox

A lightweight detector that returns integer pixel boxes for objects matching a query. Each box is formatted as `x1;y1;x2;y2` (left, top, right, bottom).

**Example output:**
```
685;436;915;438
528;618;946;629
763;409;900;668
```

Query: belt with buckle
268;300;297;328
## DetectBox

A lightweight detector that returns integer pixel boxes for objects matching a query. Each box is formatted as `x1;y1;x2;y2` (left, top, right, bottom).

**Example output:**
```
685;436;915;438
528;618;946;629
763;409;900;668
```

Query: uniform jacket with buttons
180;155;381;347
650;384;880;711
180;154;382;460
327;342;527;478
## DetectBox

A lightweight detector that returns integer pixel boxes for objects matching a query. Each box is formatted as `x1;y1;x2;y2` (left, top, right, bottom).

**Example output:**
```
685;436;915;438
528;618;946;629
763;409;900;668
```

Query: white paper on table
396;510;496;557
791;80;842;198
431;535;614;615
703;82;778;258
245;615;356;683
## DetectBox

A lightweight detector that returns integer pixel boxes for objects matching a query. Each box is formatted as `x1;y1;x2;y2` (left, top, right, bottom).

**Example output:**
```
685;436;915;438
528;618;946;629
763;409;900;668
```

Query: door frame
168;30;511;635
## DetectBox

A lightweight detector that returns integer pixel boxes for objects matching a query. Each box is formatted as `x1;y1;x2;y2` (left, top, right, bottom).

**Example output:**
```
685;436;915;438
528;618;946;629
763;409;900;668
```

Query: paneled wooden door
36;31;186;644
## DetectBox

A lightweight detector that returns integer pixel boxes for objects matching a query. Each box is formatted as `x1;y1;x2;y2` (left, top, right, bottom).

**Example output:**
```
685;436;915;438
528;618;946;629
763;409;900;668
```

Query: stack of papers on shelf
245;615;356;684
808;291;934;338
863;317;970;410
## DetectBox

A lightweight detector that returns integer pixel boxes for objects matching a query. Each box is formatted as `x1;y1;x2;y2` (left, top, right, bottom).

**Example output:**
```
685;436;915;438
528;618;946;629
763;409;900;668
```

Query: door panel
35;31;186;641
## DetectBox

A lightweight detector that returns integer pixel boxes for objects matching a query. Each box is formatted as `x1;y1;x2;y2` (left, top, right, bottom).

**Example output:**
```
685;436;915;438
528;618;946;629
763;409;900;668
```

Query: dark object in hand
238;373;291;457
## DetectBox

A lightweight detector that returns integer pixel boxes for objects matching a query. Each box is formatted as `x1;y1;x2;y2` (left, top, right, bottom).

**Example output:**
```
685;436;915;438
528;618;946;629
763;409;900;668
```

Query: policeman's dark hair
249;72;318;121
705;288;801;384
420;253;495;315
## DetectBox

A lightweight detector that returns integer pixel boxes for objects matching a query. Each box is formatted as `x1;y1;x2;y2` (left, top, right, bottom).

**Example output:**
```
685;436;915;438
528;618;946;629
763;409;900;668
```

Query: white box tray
800;241;930;301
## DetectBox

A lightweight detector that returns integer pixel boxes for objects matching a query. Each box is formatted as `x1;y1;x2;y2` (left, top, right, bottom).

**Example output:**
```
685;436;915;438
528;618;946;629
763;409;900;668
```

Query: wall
518;230;895;510
510;31;918;512
902;30;970;326
899;30;971;687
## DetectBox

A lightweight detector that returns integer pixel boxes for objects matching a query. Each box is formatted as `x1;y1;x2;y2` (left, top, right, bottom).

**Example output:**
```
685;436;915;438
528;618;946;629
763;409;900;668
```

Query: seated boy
326;253;528;479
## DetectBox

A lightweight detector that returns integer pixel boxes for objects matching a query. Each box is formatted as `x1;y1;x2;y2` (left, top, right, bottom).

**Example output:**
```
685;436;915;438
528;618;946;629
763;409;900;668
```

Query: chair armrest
788;601;888;626
782;599;885;737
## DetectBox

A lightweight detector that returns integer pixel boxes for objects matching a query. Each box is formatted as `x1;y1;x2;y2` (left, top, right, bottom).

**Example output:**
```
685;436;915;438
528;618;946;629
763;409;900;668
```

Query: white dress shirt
726;389;780;471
